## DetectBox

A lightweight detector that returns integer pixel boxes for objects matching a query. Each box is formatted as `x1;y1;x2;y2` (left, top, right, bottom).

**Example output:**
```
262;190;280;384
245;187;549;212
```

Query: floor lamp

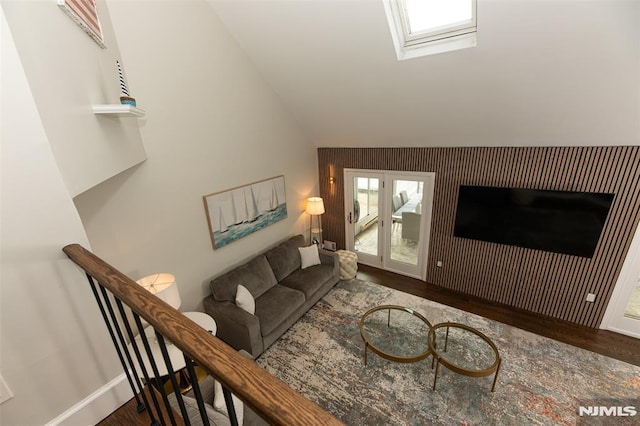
306;197;325;246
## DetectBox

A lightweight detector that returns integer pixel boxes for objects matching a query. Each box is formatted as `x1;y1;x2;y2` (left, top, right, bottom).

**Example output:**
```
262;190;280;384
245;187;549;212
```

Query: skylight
383;0;477;60
405;0;473;34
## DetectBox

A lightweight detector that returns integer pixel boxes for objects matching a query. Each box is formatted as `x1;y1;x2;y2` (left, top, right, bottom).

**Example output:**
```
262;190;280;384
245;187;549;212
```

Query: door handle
348;212;353;224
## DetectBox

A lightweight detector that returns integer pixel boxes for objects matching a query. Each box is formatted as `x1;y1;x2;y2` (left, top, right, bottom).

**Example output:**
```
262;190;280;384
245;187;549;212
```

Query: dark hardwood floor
357;263;640;367
98;385;184;426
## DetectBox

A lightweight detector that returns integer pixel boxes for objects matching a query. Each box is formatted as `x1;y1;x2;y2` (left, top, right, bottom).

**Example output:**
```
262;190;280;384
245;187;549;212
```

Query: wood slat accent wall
318;146;640;328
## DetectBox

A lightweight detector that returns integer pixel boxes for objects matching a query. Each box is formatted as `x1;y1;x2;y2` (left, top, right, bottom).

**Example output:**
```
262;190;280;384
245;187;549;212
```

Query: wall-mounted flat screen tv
453;186;614;258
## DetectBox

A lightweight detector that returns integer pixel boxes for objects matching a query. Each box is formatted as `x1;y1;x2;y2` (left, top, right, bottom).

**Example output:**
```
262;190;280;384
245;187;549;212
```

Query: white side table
130;327;185;378
183;311;217;336
129;312;216;378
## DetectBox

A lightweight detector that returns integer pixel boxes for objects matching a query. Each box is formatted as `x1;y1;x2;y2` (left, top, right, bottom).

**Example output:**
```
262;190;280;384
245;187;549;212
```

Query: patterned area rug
256;279;640;425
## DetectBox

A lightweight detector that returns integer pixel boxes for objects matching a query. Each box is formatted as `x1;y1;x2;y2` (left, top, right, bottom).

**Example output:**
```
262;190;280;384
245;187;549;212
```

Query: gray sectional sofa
203;234;340;357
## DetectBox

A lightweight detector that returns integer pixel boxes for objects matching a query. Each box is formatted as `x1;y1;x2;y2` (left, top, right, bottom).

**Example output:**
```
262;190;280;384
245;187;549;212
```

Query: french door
344;169;435;280
345;171;384;268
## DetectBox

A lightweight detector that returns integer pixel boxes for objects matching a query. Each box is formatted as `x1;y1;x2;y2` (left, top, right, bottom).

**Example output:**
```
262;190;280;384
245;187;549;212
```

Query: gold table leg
432;358;440;390
491;357;502;392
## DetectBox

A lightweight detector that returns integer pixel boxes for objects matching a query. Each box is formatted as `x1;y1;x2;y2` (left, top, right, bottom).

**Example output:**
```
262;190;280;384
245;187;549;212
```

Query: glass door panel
385;173;434;279
353;177;380;256
603;227;640;338
623;278;640;320
389;179;424;266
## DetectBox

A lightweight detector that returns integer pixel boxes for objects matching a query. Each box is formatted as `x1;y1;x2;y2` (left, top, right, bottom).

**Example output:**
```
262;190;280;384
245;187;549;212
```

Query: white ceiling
208;0;640;148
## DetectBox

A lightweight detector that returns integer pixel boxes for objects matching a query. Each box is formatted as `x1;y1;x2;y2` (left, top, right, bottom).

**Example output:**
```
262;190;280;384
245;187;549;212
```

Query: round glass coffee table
428;322;501;392
359;305;432;365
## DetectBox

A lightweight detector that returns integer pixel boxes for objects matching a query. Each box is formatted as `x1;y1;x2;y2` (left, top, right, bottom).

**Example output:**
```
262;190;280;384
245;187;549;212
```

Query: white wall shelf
92;104;146;117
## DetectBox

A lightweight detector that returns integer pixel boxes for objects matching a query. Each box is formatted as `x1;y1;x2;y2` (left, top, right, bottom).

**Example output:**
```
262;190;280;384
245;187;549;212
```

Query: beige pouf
336;250;358;280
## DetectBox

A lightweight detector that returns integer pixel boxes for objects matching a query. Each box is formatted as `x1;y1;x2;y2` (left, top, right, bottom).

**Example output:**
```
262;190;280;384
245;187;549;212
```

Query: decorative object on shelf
118;97;136;106
136;273;181;309
58;0;106;48
203;175;288;250
306;197;325;245
116;60;136;106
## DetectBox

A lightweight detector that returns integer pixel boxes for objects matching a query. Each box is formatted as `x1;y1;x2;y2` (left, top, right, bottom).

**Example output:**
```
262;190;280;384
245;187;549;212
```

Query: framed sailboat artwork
203;176;288;249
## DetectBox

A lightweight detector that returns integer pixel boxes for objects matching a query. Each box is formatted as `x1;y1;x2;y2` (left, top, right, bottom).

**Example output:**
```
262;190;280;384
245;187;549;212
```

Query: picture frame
203;176;288;249
58;0;106;48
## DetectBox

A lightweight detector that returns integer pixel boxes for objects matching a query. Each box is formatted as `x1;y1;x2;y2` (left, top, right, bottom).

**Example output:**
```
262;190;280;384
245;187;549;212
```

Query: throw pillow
299;244;321;269
213;380;245;425
235;284;255;315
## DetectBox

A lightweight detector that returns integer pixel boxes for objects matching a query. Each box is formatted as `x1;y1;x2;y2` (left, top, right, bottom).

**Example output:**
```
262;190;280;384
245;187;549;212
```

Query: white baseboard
46;373;133;426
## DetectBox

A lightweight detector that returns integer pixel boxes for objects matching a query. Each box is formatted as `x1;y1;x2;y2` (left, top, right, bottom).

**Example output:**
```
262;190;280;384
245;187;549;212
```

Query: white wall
0;7;122;424
2;0;146;197
210;0;640;148
73;0;317;313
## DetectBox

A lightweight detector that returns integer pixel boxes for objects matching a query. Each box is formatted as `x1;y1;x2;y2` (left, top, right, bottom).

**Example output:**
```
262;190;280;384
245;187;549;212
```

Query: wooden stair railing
63;244;342;426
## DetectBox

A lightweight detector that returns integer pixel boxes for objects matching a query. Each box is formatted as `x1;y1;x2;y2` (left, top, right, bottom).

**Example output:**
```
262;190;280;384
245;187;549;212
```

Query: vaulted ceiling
209;0;640;148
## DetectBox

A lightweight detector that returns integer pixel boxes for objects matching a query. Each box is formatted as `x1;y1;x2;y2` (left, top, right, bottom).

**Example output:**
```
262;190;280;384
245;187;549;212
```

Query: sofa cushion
235;284;255;315
210;255;278;302
298;245;321;269
264;234;306;281
255;285;305;336
279;264;336;299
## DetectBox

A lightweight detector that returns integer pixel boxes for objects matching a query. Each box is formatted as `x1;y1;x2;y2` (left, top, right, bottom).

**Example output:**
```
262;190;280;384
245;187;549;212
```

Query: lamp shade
305;197;325;215
136;273;181;310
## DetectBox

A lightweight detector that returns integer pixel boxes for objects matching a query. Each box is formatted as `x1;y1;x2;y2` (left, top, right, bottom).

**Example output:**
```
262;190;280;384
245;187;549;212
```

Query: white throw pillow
299;244;321;269
235;284;255;315
214;380;245;425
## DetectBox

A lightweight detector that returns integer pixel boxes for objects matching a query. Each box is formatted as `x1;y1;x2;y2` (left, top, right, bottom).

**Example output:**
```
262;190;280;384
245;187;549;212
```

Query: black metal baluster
85;274;145;413
183;356;210;426
221;386;239;426
114;299;165;426
98;285;158;425
155;332;191;426
132;316;177;426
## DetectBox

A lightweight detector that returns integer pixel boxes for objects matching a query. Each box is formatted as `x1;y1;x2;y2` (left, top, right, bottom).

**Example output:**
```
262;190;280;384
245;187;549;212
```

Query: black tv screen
453;186;614;258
